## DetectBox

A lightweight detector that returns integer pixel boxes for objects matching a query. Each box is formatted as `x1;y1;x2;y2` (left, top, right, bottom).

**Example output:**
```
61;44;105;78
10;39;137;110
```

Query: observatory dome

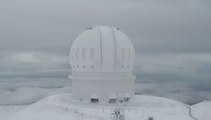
69;26;136;103
70;26;135;72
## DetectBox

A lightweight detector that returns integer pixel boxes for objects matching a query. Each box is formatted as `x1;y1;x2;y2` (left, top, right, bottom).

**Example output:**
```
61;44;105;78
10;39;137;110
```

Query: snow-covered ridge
0;87;71;105
191;101;211;120
0;94;209;120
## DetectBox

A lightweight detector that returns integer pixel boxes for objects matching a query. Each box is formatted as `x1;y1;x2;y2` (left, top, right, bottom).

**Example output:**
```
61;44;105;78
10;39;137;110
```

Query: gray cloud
0;51;210;104
0;51;69;69
0;51;70;81
0;0;210;53
135;53;211;104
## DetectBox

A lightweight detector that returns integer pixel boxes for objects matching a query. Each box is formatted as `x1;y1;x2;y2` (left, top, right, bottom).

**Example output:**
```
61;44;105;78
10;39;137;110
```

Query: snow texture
0;94;209;120
191;101;211;120
0;87;71;105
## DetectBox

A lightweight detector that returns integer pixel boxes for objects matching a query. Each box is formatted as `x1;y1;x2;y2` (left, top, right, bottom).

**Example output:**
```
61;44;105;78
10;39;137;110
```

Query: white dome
70;26;135;72
69;26;136;103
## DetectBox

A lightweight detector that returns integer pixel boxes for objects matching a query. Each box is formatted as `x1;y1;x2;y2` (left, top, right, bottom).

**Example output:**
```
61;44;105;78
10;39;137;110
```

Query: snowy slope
0;106;24;120
191;101;211;120
5;94;196;120
0;87;71;105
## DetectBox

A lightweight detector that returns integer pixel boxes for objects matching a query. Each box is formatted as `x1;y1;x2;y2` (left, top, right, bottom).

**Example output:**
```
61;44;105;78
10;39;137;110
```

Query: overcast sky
0;0;211;104
0;0;210;53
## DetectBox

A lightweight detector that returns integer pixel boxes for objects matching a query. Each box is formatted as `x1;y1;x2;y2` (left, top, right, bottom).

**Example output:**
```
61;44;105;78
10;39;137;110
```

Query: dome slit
111;27;117;70
98;28;103;68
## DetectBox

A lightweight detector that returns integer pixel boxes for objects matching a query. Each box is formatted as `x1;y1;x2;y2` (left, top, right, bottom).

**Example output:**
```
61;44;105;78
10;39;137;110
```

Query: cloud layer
0;51;211;104
135;53;211;104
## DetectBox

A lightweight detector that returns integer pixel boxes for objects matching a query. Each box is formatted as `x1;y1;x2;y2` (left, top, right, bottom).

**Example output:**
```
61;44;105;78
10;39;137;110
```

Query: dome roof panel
72;29;100;48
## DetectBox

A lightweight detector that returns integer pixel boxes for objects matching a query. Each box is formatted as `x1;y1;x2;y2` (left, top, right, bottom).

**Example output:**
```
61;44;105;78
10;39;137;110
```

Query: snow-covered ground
0;87;71;105
191;101;211;120
1;94;210;120
0;105;24;120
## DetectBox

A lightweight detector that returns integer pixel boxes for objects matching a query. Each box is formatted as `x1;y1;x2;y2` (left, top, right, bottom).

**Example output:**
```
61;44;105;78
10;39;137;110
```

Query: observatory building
69;26;136;103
